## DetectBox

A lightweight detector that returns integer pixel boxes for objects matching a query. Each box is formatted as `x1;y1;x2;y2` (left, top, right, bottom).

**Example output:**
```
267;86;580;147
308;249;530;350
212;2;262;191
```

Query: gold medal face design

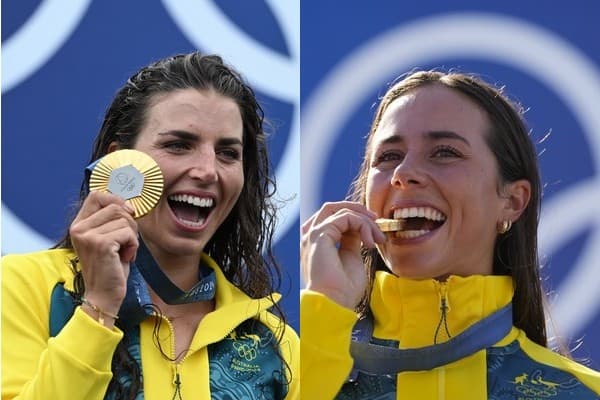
89;149;164;218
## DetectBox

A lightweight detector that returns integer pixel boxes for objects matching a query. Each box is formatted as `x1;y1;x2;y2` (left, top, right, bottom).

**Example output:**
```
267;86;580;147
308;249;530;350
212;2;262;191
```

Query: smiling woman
2;52;298;400
300;70;600;399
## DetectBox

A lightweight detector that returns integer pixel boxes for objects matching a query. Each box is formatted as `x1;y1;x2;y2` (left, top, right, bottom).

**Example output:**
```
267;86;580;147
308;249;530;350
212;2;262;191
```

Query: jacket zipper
164;316;188;400
172;363;183;400
435;281;450;399
434;281;452;344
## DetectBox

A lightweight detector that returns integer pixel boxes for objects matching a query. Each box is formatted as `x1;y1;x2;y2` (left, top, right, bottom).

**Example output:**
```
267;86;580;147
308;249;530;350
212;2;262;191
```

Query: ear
499;179;531;223
107;141;119;153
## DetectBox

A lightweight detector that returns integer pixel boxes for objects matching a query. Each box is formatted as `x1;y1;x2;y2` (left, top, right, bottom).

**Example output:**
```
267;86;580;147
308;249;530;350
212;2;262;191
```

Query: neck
148;285;215;320
141;238;202;291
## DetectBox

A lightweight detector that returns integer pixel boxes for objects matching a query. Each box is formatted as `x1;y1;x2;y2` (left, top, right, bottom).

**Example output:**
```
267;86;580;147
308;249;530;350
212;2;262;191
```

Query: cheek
154;159;178;187
227;165;245;199
365;170;389;210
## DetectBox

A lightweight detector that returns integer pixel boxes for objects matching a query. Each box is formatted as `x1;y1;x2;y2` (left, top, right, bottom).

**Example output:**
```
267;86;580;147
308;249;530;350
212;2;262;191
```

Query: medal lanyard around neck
134;238;216;305
350;303;513;375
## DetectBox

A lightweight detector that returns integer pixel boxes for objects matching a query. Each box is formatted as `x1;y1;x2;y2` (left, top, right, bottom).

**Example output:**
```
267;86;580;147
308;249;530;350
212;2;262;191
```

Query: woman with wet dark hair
3;52;298;399
301;70;600;398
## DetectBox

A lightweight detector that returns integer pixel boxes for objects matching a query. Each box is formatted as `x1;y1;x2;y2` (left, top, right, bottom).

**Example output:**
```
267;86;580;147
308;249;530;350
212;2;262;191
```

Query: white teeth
168;194;214;208
393;207;446;221
394;230;429;239
178;217;206;228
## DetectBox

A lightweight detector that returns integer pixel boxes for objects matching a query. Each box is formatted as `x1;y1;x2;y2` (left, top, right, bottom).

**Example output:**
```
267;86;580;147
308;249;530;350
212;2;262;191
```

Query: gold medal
375;218;405;232
88;149;164;218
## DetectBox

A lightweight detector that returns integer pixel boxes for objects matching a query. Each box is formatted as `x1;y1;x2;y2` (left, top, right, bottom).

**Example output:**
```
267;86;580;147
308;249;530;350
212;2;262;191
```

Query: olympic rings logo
233;341;258;362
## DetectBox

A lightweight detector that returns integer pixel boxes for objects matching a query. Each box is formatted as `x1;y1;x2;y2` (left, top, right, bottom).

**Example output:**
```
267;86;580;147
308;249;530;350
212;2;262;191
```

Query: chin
384;258;446;280
147;234;209;258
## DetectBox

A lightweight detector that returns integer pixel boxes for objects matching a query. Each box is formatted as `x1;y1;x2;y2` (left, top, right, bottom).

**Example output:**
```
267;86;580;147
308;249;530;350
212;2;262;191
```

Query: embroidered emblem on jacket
511;371;562;397
208;319;287;400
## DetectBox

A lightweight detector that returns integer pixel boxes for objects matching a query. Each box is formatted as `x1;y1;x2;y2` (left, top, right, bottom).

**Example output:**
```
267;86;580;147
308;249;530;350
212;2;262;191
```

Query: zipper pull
434;282;452;344
172;364;183;400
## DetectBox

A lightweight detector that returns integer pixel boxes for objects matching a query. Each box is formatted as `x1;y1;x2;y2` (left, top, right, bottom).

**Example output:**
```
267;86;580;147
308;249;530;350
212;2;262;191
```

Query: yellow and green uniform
2;249;299;399
301;272;600;399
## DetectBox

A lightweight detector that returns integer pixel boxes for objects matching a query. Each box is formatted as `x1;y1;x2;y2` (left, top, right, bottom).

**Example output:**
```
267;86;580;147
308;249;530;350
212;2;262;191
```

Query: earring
498;220;512;234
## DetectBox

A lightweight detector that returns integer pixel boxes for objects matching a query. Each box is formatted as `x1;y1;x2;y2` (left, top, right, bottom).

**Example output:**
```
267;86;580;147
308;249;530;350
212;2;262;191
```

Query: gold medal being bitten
375;218;405;232
88;149;164;218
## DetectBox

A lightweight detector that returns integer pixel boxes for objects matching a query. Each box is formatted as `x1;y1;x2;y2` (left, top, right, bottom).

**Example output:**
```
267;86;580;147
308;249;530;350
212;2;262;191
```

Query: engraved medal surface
89;149;163;218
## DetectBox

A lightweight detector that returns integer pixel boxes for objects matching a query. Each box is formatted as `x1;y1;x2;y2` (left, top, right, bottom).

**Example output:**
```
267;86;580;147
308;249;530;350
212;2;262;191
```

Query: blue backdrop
1;1;300;326
301;1;600;369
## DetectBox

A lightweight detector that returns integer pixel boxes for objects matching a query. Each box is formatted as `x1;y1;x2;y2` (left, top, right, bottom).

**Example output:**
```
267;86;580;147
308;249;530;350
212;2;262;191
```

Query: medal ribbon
350;303;513;375
134;239;216;305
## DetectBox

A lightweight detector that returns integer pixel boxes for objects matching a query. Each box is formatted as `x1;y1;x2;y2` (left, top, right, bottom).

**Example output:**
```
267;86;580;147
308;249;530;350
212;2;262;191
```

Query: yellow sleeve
2;253;124;400
300;290;358;400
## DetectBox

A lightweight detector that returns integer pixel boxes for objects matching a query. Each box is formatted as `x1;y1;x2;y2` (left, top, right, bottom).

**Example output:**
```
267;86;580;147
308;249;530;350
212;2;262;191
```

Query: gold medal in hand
88;149;164;218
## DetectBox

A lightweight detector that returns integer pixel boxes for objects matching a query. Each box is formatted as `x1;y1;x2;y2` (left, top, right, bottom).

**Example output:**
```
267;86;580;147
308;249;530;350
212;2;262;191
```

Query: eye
372;150;404;167
163;140;192;152
431;145;462;159
217;147;242;162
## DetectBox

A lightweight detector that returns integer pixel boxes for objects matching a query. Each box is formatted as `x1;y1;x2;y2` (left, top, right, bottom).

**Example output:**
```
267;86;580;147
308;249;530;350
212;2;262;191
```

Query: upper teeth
169;194;213;207
393;207;445;221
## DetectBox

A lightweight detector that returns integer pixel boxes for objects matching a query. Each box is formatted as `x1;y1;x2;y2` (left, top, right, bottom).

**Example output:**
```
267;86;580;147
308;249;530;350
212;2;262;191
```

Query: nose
188;149;218;184
390;154;426;189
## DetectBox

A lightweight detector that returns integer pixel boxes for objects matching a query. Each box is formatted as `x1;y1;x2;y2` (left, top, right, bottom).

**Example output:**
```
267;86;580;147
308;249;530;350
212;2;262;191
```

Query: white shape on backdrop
2;0;300;252
1;0;93;92
1;0;93;252
301;12;600;338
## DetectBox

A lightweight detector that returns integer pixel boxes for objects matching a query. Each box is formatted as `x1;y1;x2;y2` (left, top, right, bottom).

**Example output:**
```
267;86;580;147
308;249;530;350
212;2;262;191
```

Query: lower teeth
179;218;205;228
394;229;429;239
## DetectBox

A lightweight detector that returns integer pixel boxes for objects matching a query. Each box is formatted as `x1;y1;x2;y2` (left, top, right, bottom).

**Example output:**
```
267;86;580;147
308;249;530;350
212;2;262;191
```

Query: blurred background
3;0;600;369
302;1;600;368
1;1;300;326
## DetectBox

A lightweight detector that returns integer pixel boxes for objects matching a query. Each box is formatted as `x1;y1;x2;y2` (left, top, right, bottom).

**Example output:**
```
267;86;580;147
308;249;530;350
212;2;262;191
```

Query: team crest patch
208;320;287;400
499;368;582;399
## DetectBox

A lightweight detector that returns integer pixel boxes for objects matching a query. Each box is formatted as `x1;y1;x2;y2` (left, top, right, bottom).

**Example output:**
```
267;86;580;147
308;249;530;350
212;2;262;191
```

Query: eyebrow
426;130;470;146
158;130;244;146
375;130;471;147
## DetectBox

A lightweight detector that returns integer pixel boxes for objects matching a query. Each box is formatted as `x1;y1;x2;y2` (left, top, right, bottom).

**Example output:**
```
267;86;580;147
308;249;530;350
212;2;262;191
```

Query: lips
167;193;215;228
390;206;446;239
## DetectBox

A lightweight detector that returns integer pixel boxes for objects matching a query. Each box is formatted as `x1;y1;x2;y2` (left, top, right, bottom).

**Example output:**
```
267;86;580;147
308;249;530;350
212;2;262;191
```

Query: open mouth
390;206;446;239
168;194;215;228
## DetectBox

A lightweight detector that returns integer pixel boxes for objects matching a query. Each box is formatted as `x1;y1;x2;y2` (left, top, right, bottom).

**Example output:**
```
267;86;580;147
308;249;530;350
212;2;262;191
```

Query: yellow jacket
2;249;299;399
301;272;600;399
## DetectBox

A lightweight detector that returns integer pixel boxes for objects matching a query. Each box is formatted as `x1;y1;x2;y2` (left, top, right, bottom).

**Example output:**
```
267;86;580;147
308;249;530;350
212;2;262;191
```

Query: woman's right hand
69;191;139;323
301;201;386;310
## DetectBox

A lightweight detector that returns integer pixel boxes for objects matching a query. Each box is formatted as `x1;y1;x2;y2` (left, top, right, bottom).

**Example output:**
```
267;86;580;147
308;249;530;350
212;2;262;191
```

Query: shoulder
2;248;77;289
487;329;600;397
516;332;600;394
